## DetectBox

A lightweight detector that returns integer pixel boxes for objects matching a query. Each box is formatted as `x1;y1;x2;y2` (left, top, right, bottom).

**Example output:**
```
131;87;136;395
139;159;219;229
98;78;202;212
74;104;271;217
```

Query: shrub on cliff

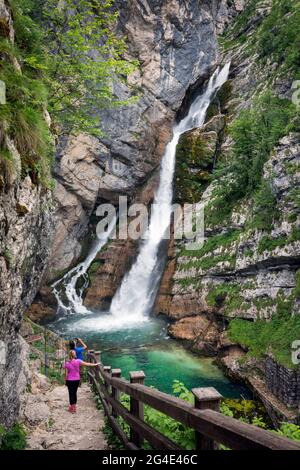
0;423;27;450
0;0;137;188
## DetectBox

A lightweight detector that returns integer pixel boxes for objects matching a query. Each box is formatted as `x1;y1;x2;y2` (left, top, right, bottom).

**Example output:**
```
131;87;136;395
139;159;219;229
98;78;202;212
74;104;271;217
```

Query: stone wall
266;356;300;408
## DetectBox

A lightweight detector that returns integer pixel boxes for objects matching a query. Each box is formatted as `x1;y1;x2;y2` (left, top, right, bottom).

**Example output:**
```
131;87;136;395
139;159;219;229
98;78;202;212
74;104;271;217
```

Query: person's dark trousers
66;380;80;405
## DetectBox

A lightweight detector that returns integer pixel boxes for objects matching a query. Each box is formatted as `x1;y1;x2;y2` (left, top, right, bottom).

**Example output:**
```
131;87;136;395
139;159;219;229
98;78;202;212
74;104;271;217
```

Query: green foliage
207;91;297;227
229;297;300;368
0;1;53;187
1;0;137;188
294;270;300;299
179;253;236;272
251;180;279;231
206;283;244;314
276;422;300;441
175;132;214;204
40;0;138;136
258;235;288;254
102;377;300;450
0;423;27;450
181;229;240;258
220;398;271;429
256;0;300;73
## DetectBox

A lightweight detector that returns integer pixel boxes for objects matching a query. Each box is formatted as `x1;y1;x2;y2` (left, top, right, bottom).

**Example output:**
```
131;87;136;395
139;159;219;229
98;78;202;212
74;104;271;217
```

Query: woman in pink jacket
64;350;100;413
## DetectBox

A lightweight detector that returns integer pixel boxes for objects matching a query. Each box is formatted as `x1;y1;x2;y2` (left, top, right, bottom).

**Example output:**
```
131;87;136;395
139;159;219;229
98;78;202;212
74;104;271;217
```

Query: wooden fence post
192;387;222;450
130;371;145;448
103;366;112;415
111;369;121;417
94;351;101;381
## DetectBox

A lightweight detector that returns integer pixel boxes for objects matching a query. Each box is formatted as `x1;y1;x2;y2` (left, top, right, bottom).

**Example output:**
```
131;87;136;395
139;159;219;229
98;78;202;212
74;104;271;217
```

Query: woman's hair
69;340;75;350
69;350;76;360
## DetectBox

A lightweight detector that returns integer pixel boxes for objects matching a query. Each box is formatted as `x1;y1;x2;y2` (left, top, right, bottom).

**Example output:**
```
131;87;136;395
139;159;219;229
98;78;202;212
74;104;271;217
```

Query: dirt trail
23;382;107;450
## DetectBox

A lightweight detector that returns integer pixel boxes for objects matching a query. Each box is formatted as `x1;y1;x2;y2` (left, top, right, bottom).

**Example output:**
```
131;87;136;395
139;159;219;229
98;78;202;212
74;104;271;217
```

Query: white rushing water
109;63;231;325
52;215;117;315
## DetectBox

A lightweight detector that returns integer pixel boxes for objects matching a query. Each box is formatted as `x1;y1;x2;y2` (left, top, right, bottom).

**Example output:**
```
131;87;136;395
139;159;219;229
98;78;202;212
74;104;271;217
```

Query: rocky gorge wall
154;0;300;415
0;0;54;428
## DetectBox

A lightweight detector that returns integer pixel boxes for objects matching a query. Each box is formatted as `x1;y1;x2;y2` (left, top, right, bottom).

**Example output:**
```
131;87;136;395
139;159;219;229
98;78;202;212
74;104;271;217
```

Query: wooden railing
87;351;300;451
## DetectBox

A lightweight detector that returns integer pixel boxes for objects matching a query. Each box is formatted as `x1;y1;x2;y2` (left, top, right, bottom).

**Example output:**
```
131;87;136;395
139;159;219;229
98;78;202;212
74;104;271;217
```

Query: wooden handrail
87;352;300;451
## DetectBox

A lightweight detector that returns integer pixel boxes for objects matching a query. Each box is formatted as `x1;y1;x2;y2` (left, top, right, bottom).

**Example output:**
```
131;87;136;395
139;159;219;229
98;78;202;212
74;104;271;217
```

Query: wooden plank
27;334;43;343
111;369;121;418
130;371;145;447
193;387;222;450
92;374;181;450
90;373;138;450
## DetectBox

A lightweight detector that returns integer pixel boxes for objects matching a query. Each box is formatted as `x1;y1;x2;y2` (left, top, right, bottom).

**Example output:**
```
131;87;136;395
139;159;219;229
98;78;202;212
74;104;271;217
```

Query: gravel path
24;383;107;450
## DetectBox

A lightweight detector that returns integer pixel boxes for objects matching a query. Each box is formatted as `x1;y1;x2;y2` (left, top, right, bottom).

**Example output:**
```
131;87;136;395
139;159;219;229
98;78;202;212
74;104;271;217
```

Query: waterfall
52;215;117;315
109;63;231;324
51;63;230;329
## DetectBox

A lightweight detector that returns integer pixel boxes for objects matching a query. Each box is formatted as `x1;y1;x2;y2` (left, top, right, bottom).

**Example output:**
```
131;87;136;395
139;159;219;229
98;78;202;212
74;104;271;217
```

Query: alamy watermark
0;341;6;366
0;80;6;105
95;196;205;251
292;80;300;109
291;340;300;366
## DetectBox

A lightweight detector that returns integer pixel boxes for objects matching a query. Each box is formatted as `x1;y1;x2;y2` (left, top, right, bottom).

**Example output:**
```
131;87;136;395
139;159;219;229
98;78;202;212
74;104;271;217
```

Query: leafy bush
180;229;240;258
277;423;300;441
256;0;300;73
1;0;137;188
0;423;27;450
251;180;279;231
207;91;298;227
229;297;300;368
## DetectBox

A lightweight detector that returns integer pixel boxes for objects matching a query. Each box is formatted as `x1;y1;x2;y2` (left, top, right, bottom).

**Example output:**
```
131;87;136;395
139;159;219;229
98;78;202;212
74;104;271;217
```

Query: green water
47;312;250;398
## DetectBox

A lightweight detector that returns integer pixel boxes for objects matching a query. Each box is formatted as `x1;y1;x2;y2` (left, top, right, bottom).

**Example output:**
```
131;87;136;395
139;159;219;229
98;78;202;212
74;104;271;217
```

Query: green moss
175;131;214;204
206;283;246;315
250;180;279;232
243;249;254;258
2;248;14;268
87;260;103;279
176;278;201;289
181;229;240;258
0;423;27;450
0;149;18;190
290;226;300;242
258;235;288;254
286;188;300;211
229;297;300;368
179;253;236;273
293;270;300;299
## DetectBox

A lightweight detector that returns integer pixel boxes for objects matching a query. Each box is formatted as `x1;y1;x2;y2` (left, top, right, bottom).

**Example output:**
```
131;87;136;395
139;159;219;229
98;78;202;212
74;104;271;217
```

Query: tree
25;0;138;136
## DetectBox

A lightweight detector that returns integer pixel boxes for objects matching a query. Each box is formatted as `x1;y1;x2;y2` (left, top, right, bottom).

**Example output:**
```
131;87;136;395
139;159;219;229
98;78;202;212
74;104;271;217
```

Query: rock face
0;3;54;429
46;134;104;280
0;176;54;428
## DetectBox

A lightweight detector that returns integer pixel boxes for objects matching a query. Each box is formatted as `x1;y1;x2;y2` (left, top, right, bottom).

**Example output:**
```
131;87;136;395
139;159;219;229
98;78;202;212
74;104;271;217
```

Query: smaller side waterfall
52;215;117;314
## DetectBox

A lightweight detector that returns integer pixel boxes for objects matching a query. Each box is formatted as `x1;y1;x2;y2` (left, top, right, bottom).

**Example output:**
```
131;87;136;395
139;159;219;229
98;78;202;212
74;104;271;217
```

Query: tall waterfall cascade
52;63;230;330
109;63;231;324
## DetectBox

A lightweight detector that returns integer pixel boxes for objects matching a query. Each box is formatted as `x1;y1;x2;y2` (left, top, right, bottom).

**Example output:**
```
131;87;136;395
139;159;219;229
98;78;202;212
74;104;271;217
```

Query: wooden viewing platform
87;351;300;451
